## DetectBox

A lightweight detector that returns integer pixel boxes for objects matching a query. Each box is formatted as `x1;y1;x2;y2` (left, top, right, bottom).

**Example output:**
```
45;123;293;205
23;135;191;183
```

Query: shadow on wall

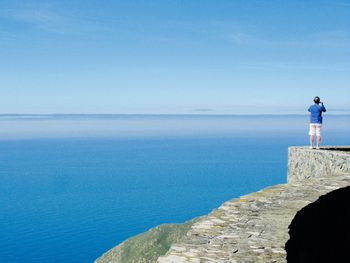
285;186;350;263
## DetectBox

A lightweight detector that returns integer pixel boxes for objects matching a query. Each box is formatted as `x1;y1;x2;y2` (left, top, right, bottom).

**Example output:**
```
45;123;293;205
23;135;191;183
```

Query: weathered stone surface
158;175;350;263
288;146;350;183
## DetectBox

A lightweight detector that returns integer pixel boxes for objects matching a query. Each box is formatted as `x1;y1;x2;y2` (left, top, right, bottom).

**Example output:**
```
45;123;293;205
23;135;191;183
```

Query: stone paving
158;173;350;263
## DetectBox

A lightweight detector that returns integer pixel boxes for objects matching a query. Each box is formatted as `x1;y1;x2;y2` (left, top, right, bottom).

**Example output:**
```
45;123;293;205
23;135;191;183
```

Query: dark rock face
286;186;350;263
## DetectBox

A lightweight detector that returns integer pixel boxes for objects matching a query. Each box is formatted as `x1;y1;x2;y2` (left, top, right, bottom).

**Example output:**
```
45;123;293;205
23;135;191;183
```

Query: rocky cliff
96;146;350;263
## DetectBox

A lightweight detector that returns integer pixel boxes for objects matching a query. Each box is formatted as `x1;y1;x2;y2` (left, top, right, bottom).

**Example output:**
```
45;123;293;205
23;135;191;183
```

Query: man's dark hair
314;96;320;104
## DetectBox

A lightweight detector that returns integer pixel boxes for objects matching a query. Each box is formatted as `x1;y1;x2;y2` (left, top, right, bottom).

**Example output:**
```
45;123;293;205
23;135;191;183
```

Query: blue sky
0;0;349;114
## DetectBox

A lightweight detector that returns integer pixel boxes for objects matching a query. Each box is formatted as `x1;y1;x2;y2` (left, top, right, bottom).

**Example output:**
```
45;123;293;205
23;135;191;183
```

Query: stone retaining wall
287;146;350;183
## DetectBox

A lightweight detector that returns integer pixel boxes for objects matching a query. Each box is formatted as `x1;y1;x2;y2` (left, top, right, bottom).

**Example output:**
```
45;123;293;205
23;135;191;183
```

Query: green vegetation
95;218;199;263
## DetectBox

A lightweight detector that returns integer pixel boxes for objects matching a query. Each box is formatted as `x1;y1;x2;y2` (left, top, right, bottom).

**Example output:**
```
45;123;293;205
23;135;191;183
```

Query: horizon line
0;112;349;117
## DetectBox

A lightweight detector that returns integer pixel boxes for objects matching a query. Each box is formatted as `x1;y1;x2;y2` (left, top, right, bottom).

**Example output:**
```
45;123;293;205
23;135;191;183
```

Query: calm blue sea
0;115;349;262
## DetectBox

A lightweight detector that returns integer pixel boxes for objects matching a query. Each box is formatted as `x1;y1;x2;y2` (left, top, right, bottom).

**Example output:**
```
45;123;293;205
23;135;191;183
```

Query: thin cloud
228;30;350;49
0;6;112;37
0;7;64;32
240;61;350;71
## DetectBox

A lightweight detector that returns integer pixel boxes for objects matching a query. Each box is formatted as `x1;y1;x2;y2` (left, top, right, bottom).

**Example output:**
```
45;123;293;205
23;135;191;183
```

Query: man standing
308;96;326;149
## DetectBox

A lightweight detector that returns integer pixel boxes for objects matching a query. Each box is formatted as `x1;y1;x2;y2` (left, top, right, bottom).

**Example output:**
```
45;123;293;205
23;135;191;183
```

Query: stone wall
157;175;350;263
157;146;350;263
287;146;350;183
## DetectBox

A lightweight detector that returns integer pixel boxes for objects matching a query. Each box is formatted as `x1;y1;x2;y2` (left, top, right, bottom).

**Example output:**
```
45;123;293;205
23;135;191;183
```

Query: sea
0;114;349;262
